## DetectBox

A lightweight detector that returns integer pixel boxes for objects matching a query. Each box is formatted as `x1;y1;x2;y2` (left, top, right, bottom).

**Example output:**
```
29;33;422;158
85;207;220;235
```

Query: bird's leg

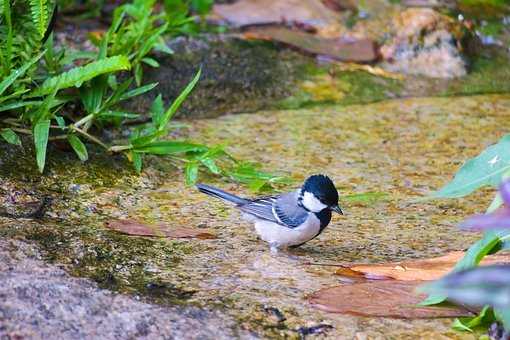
269;242;280;255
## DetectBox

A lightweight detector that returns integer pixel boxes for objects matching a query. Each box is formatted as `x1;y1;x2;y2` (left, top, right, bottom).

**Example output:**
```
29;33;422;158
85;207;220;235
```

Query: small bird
197;174;343;251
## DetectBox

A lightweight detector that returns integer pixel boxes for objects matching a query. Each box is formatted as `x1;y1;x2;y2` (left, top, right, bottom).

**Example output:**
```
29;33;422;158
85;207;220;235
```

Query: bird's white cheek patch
302;191;327;212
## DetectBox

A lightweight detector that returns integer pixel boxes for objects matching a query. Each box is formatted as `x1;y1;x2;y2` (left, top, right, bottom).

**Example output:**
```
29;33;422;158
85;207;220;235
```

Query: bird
196;174;343;252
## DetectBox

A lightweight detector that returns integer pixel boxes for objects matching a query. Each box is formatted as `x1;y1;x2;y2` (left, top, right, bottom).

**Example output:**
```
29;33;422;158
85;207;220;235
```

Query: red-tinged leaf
243;27;377;63
105;219;216;240
309;280;473;318
339;251;510;281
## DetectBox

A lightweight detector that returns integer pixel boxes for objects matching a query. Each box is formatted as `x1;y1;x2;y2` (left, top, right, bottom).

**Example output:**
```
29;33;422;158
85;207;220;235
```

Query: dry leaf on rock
340;251;510;281
244;27;377;62
105;219;216;240
309;280;472;318
212;0;343;37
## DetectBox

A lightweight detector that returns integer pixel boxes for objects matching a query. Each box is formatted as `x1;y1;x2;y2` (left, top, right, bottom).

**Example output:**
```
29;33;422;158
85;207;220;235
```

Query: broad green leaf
132;152;143;173
0;50;45;96
159;69;201;131
80;76;107;114
130;129;165;147
141;57;160;67
0;128;21;145
150;94;164;127
200;157;220;174
430;134;510;198
185;161;199;185
55;116;65;129
452;306;494;333
133;141;208;155
67;134;88;161
33;56;131;96
33;119;50;173
0;101;41;113
119;82;158;101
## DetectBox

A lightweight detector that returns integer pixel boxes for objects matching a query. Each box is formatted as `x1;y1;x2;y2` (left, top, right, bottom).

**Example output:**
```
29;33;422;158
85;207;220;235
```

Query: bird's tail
196;184;248;205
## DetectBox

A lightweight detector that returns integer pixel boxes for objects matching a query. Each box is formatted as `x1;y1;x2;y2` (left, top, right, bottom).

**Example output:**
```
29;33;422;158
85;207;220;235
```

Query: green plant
0;0;286;189
421;134;510;334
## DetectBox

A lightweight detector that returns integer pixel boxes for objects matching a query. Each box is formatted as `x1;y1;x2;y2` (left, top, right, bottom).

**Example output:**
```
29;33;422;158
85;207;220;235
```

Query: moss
277;68;403;110
445;52;510;95
1;221;196;305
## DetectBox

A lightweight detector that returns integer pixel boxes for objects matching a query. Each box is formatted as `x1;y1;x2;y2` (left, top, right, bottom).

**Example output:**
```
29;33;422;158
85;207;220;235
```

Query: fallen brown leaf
212;0;342;37
244;27;377;63
309;280;472;318
105;219;216;240
340;251;510;281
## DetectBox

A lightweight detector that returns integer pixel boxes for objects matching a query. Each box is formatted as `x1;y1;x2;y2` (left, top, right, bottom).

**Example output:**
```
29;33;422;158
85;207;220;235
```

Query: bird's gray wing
273;191;309;228
238;196;280;224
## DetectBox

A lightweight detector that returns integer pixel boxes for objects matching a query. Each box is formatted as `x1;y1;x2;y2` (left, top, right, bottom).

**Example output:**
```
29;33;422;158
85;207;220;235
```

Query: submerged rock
379;8;467;78
0;239;252;339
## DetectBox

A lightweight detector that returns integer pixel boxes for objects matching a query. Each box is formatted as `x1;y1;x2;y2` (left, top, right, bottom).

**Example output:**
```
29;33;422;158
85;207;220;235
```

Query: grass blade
33;119;50;173
158;68;201;131
0;50;46;96
67;134;88;161
0;128;21;146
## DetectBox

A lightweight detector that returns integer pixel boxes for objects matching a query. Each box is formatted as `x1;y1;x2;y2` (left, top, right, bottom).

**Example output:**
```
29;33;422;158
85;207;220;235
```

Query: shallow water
2;94;510;338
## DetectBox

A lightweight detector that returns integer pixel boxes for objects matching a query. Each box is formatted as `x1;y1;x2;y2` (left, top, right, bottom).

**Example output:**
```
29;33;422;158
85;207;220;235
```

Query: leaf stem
73;113;94;128
109;145;132;153
72;126;108;149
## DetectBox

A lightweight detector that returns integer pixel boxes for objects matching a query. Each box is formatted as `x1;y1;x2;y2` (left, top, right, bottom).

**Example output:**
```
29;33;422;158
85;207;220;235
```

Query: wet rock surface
0;239;253;339
2;94;510;338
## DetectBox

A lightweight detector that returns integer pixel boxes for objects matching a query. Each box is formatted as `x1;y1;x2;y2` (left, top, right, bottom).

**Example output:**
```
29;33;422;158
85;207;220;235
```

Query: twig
72;126;108;149
109;145;132;153
10;127;32;135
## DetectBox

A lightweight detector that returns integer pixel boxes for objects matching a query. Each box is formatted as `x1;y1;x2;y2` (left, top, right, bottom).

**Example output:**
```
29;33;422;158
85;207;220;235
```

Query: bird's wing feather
274;192;309;228
239;192;308;229
238;196;280;224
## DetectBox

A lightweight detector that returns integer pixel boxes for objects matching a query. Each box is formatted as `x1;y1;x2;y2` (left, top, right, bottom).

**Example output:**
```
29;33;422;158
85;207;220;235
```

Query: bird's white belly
251;214;321;247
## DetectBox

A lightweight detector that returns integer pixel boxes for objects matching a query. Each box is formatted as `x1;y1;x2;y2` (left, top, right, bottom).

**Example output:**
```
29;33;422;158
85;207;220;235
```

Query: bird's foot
268;243;302;262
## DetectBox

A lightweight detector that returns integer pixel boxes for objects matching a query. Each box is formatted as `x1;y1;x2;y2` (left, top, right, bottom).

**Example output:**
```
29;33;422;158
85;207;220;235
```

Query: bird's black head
300;174;343;214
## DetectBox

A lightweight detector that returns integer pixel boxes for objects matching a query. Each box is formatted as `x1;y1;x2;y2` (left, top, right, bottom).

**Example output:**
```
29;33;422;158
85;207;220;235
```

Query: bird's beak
331;205;343;215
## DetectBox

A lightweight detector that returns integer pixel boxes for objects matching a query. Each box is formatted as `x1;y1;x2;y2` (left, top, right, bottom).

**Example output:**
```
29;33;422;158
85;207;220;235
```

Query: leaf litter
105;219;216;239
308;251;510;318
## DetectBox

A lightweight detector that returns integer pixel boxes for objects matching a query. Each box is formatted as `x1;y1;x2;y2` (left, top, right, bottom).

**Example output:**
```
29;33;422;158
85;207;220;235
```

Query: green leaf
150;94;164;127
0;128;21;146
67;134;88;162
55;116;66;129
0;101;42;112
200;157;220;174
33;120;50;173
0;50;45;96
133;141;209;155
158;69;201;131
185;161;199;185
452;306;495;333
421;230;505;305
495;307;510;331
119;82;158;101
141;57;160;67
134;64;143;86
430;134;510;199
132;152;143;173
33;56;131;96
29;0;49;38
